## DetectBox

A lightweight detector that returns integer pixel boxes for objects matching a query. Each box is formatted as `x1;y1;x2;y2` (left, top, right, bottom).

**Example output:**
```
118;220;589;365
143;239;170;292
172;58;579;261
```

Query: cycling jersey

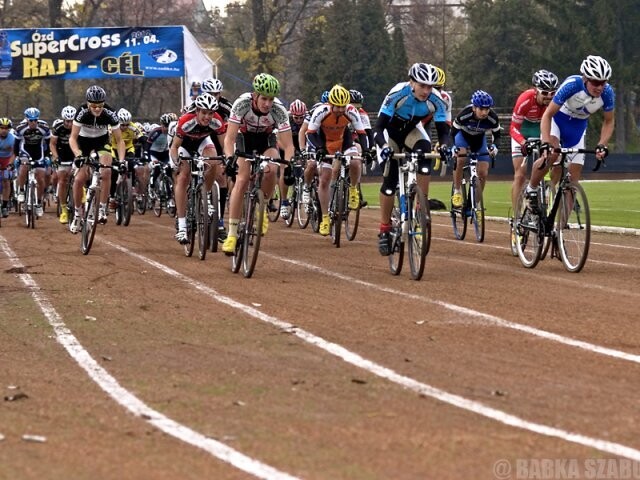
14;119;50;161
307;104;367;154
112;123;142;155
451;104;501;160
288;114;304;152
74;103;120;138
228;93;291;134
0;130;16;169
145;127;169;153
175;111;226;153
510;88;548;146
51;119;74;162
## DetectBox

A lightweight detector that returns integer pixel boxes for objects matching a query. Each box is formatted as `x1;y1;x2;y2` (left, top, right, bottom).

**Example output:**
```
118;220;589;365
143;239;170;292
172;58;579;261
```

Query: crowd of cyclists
0;53;614;269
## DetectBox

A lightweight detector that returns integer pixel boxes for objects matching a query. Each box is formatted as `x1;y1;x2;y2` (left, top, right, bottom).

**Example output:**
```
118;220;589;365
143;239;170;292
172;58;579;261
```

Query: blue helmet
471;90;494;108
320;90;329;103
24;107;40;120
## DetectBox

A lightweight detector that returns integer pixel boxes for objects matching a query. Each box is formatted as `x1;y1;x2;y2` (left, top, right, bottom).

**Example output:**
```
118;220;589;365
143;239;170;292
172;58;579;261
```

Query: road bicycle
450;151;488;243
230;151;290;278
148;162;175;218
180;153;224;260
21;157;39;229
387;150;439;280
113;161;133;227
513;146;596;272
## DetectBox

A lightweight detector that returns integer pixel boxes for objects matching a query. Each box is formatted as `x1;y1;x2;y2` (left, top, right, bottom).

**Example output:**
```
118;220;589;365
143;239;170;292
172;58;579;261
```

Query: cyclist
374;63;449;256
202;77;233;122
429;66;453;146
170;93;226;244
450;90;501;208
279;98;307;220
109;108;144;211
14;107;51;218
0;117;16;217
509;69;558;218
69;85;126;232
306;84;368;236
146;113;172;193
221;72;295;254
50;105;77;224
527;55;614;209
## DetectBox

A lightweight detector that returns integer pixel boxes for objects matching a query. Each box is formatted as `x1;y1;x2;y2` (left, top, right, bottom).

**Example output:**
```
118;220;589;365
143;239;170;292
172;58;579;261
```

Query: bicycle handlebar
235;151;291;166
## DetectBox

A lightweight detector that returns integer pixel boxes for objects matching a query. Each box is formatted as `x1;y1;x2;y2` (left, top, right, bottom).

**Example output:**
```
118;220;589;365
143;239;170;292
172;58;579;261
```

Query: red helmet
289;99;307;116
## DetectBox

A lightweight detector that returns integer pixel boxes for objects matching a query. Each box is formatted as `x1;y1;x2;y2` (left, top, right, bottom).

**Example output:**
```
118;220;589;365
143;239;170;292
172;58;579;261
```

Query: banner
0;26;185;80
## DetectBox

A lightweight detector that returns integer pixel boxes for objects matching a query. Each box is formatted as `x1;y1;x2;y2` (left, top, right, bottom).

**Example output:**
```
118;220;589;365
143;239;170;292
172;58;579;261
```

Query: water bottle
0;30;12;79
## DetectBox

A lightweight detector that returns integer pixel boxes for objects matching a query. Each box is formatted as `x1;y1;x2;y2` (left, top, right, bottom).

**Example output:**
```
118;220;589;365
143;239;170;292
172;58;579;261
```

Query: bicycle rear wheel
345;183;361;241
540;183;555;260
196;185;209;260
471;182;485;243
450;183;467;240
557;182;590;273
184;187;196;257
115;181;124;226
209;185;219;253
151;181;163;217
267;183;280;222
388;192;404;276
243;190;265;278
81;188;100;255
514;189;543;268
25;186;36;229
408;185;430;280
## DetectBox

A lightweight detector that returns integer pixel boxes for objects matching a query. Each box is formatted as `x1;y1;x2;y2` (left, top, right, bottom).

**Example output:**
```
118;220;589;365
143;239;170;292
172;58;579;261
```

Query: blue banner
0;26;185;80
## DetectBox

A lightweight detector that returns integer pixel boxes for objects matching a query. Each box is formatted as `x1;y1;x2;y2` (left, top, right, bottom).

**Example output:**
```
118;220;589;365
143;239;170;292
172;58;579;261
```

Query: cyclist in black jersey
50;105;77;224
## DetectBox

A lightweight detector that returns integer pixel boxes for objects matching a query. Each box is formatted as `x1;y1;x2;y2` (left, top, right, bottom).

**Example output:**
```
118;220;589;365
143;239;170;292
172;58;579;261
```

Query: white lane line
0;236;299;480
266;253;640;365
102;239;640;461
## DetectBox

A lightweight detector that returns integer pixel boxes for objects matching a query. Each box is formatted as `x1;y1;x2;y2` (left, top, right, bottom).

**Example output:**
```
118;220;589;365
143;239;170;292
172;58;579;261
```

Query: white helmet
408;63;439;85
61;105;77;120
194;93;218;111
202;77;223;93
580;55;612;81
117;108;132;124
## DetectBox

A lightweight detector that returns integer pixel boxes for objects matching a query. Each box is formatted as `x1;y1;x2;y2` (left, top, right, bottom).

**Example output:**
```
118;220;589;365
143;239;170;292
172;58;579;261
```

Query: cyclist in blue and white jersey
374;63;449;256
14;107;51;218
50;105;77;224
0;117;16;217
526;55;615;209
450;90;501;208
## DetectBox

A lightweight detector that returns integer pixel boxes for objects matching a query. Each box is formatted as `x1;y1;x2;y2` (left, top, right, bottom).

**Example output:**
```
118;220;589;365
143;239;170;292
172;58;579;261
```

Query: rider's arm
277;129;295;162
540;101;561;145
435;121;450;147
111;127;126;162
50;135;59;162
598;110;615;146
373;113;392;148
223;121;240;157
69;123;82;157
298;121;309;151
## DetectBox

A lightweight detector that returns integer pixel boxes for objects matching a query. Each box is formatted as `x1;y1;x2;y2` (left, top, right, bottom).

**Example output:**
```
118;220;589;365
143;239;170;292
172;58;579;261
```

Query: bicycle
77;152;106;255
21;157;39;229
283;154;307;229
513;146;596;272
449;151;488;243
301;154;322;233
322;152;361;248
267;170;281;223
208;179;221;253
148;162;175;218
180;153;224;260
387;150;439;280
113;161;133;227
230;151;290;278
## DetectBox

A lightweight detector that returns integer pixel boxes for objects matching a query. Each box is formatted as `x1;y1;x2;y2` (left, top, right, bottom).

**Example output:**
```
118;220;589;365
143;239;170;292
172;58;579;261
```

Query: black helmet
86;85;106;103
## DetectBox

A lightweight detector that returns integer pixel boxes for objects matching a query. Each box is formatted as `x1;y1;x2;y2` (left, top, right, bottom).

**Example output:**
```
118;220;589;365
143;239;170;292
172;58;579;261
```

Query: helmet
117;108;132;124
202;77;223;93
435;67;446;88
61;105;77;120
24;107;40;120
580;55;612;81
160;113;173;125
0;117;12;128
194;92;218;111
86;85;106;103
408;63;439;85
252;73;280;97
328;85;350;107
320;90;329;103
471;90;494;108
289;99;307;116
169;112;178;121
349;89;363;104
532;69;559;90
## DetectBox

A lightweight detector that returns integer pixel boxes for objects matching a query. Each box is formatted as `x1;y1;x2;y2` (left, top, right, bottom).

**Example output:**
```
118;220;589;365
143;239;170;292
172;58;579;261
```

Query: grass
360;180;640;229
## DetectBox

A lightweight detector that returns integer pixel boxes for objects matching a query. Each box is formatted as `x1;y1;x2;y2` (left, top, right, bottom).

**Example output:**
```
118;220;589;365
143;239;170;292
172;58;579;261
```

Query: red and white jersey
510;88;547;145
176;112;226;140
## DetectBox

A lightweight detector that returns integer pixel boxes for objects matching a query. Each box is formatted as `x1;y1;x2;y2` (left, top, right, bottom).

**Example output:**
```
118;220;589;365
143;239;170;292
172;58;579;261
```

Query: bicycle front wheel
296;182;310;229
284;191;295;228
184;187;196;257
196;185;209;260
407;185;430;280
242;190;265;278
310;187;321;233
388;192;404;276
345;183;361;241
81;188;100;255
122;178;133;226
540;183;555;260
330;181;345;248
471;182;485;243
26;186;36;229
557;182;590;273
514;188;543;268
267;184;280;222
209;185;219;253
450;183;467;240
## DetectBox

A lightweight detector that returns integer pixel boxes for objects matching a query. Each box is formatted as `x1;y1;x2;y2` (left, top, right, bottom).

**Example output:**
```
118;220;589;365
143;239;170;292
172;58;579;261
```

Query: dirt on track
1;205;639;480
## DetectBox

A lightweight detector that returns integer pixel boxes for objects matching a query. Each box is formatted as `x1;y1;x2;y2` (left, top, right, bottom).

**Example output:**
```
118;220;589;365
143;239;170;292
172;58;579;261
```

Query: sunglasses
588;79;607;87
537;88;556;96
292;115;305;120
88;102;104;108
0;126;9;130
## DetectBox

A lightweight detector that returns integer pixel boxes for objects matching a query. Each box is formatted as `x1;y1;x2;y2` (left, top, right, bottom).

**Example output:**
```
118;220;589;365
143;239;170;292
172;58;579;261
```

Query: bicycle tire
243;190;265;278
388;192;404;276
558;182;590;273
65;180;75;222
232;191;249;274
514;188;543;268
115;181;124;226
151;181;163;217
81;187;100;255
471;181;485;243
196;185;209;261
408;185;430;280
122;178;133;226
330;180;344;248
165;177;176;218
540;183;555;260
209;185;219;253
345;183;361;241
450;182;467;240
267;183;280;222
26;185;36;229
310;187;321;233
284;191;295;228
184;186;196;257
296;181;310;229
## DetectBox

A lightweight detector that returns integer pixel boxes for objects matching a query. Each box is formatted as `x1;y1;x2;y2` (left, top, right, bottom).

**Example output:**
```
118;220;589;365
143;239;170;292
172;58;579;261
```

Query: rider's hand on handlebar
379;146;392;163
488;144;498;158
74;155;84;168
595;143;609;160
315;148;326;161
520;142;534;157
